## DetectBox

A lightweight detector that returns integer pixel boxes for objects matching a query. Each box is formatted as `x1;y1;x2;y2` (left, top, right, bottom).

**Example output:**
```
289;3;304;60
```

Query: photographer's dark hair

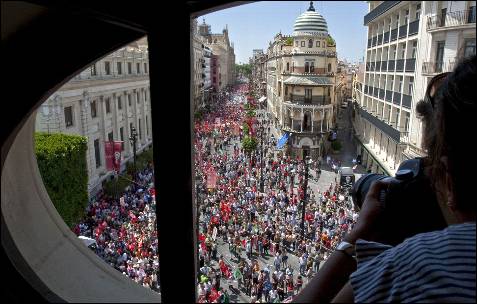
427;55;477;213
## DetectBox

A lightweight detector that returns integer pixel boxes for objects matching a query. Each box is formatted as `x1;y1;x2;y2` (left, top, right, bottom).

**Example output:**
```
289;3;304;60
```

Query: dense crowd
194;84;358;303
73;163;160;292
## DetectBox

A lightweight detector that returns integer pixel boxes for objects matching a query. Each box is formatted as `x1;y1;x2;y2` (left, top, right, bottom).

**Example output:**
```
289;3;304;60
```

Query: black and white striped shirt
349;222;476;303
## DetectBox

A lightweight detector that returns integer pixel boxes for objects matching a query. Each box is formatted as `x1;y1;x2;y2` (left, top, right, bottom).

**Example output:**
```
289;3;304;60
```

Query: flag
104;141;114;171
276;133;290;149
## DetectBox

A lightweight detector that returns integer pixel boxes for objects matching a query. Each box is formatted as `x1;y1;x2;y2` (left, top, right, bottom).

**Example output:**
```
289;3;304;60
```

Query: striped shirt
349;222;476;303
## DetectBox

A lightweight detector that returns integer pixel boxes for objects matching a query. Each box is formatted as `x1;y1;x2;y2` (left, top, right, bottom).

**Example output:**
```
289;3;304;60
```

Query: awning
258;96;267;103
283;76;333;86
276;133;290;149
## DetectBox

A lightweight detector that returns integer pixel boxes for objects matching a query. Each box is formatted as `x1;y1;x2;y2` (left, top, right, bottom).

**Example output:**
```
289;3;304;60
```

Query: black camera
351;157;447;246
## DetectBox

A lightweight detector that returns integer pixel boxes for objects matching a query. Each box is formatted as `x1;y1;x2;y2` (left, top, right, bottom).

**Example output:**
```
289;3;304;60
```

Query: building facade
353;1;475;175
35;38;152;197
250;49;267;99
199;20;236;90
266;2;337;160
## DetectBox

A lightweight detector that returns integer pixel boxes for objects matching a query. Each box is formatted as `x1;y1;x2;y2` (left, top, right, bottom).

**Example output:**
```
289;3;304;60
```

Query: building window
398;76;403;93
286;62;289;71
137;62;140;74
108;132;113;142
408;76;414;94
411;41;417;58
105;98;111;114
90;100;97;118
301;41;305;47
416;4;421;20
90;64;97;76
105;61;111;75
127;94;131;107
285;86;288;96
405;9;409;24
128;62;132;74
308;39;313;48
94;139;101;168
64;106;73;127
328;63;332;72
464;38;476;58
120;127;124;150
137;91;140;103
310;62;315;73
118;96;122;110
144;62;148;73
316;41;320;47
305;62;310;73
146;116;149;136
117;62;122;75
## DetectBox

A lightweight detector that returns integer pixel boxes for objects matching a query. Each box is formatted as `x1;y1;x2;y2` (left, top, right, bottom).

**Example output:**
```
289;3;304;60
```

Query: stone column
80;90;94;193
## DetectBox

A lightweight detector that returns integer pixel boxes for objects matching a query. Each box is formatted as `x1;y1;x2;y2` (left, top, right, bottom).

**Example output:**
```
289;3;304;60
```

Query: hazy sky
200;1;369;64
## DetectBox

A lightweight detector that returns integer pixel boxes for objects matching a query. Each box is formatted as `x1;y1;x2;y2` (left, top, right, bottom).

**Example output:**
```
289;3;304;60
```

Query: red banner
105;141;114;171
113;141;123;173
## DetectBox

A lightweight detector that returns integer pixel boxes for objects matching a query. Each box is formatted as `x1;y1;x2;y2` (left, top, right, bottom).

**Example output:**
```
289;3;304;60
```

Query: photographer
293;56;476;303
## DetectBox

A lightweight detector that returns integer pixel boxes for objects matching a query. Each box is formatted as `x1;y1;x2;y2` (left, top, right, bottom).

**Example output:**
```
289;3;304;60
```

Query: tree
34;132;88;228
326;35;336;47
242;136;258;154
285;37;293;46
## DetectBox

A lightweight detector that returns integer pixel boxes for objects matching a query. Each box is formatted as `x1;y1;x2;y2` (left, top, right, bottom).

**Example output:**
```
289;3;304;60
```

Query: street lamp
129;126;138;180
300;156;312;241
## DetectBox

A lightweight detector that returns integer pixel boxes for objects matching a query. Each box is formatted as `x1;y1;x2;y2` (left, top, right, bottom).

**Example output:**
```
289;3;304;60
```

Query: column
124;91;131;157
112;93;118;140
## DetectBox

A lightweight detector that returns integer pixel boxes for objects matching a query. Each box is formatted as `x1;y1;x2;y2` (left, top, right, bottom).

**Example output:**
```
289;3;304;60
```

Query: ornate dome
293;1;328;36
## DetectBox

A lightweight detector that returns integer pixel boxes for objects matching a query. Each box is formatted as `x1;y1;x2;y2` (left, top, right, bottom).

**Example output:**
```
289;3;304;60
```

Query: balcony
376;61;382;71
364;1;401;25
356;105;401;142
402;94;412;109
383;31;390;43
379;88;385;99
393;92;401;105
396;59;405;72
427;9;476;31
408;19;420;36
398;24;408;38
405;58;416;72
422;60;457;75
288;94;331;106
385;90;393;102
391;28;398;41
388;60;396;72
372;36;377;47
381;60;388;71
373;87;379;97
368;38;372;48
377;34;383;45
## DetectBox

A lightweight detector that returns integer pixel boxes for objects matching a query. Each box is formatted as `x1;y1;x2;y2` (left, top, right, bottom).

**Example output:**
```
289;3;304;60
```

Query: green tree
285;37;293;46
327;35;336;47
34;132;88;228
242;136;258;154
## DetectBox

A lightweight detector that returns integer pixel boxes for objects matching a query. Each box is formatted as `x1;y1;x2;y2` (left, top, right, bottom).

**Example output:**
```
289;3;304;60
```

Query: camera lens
351;173;388;209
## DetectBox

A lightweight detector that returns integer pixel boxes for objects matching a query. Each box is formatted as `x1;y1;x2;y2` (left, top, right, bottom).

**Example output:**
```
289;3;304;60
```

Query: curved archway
298;137;314;148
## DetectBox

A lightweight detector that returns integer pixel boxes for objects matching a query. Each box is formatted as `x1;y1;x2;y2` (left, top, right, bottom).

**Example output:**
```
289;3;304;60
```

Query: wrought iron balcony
427;8;476;31
396;59;405;72
383;31;390;43
422;60;457;75
288;94;331;106
391;28;398;41
402;94;412;109
398;24;408;39
408;19;420;36
405;58;416;72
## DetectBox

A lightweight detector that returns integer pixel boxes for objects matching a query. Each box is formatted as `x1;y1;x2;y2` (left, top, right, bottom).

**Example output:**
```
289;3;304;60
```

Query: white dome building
293;1;329;37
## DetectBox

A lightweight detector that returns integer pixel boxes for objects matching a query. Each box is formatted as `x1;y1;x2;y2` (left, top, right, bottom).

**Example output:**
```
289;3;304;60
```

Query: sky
200;1;369;64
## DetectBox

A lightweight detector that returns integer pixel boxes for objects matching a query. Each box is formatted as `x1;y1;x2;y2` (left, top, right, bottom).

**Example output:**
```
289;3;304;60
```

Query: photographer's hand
345;180;390;244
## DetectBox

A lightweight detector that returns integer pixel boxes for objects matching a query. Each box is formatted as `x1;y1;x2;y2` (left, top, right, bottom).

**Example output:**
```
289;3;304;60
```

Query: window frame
64;105;73;127
104;61;111;75
301;41;305;47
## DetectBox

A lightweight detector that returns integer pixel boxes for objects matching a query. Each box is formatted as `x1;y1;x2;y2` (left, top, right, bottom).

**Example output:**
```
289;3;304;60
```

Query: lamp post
301;156;311;241
129;126;138;180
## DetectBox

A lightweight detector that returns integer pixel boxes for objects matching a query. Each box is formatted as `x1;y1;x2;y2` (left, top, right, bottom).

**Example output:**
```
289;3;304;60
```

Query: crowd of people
73;163;160;292
194;84;358;303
